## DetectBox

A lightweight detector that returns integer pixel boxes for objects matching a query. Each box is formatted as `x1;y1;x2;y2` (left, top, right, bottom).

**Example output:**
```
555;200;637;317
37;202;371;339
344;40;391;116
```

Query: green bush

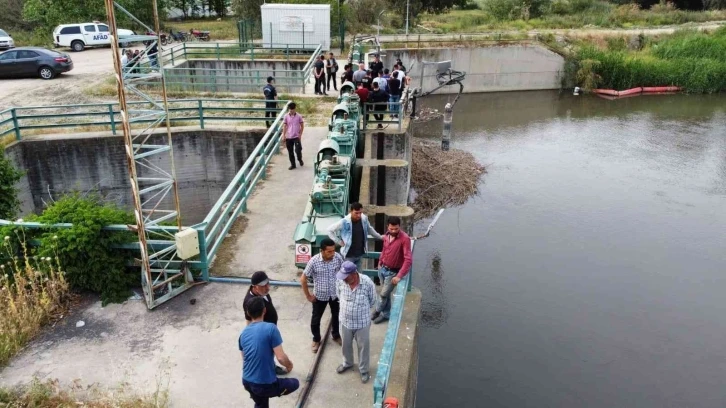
2;194;136;305
0;153;23;220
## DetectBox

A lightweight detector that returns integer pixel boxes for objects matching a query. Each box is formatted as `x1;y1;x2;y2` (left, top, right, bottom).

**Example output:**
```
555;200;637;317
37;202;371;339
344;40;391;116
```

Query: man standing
362;70;373;91
300;238;344;353
372;216;412;324
335;261;376;384
369;53;384;79
352;63;366;86
342;64;354;84
243;271;288;375
328;202;382;268
370;82;389;129
282;102;304;170
326;52;339;92
239;297;299;408
314;55;326;95
263;76;278;129
374;71;388;93
355;83;370;124
388;71;402;119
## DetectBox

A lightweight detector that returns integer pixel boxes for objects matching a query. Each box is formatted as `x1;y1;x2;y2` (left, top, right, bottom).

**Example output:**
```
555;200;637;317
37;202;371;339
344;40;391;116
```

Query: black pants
327;72;337;91
265;102;276;128
315;75;325;94
311;298;340;342
285;138;302;167
243;378;300;408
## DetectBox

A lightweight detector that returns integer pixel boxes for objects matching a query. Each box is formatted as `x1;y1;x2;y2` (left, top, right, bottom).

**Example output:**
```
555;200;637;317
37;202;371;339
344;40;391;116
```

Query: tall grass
163;18;239;41
575;28;726;93
0;236;70;367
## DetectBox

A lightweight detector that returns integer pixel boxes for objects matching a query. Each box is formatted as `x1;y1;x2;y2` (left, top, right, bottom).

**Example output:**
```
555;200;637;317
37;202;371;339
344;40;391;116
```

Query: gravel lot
0;47;116;110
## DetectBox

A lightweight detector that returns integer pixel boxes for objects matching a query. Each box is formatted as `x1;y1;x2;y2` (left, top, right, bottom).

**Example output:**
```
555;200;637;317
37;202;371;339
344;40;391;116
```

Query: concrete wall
385;288;422;408
389;44;565;94
4;127;266;224
168;59;308;94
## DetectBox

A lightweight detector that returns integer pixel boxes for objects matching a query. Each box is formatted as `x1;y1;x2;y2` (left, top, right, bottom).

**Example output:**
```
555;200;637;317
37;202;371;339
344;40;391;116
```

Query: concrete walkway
212;127;327;281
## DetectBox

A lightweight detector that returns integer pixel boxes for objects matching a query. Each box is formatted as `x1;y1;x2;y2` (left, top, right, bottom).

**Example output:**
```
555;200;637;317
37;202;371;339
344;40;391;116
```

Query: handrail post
198;227;210;281
11;108;20;140
109;104;117;135
251;46;255;61
216;43;220;60
302;23;305;49
198;100;205;129
171;47;175;66
183;42;187;60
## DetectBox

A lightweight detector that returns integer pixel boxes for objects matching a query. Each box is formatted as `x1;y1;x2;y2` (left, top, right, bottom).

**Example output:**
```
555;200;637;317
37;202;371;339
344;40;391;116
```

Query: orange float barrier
592;86;681;98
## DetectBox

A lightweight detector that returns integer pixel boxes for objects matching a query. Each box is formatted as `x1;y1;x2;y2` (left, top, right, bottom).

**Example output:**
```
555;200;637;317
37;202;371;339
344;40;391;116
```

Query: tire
202;37;210;42
161;38;168;46
38;66;55;80
71;40;85;52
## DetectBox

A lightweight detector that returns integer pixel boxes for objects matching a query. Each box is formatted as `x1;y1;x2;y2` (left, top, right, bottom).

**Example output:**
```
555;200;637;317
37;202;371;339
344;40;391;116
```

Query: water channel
411;91;726;407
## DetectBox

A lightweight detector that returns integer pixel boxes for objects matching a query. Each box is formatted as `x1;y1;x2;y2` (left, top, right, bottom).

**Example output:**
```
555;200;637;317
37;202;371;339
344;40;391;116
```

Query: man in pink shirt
372;216;412;324
282;102;304;170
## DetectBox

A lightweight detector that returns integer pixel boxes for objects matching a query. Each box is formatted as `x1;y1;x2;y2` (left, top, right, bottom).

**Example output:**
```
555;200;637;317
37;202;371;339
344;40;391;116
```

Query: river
411;91;726;407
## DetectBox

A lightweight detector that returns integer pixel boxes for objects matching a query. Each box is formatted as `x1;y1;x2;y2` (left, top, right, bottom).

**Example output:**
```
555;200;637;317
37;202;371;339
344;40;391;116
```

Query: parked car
53;22;134;52
0;47;73;80
0;29;15;50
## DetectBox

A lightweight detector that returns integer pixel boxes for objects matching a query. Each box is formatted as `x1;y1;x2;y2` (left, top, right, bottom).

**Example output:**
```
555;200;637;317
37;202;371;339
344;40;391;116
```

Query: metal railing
362;101;404;131
372;240;415;408
159;42;321;65
0;101;291;278
0;99;287;141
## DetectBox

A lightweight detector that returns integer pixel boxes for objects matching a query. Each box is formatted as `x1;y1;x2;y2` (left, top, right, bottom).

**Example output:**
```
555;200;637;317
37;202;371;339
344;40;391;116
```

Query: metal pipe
207;276;303;287
295;320;332;407
406;0;410;37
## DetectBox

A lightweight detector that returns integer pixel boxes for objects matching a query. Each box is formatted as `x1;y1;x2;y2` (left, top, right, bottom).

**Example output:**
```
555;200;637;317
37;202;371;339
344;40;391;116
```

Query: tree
211;0;228;17
0;153;24;220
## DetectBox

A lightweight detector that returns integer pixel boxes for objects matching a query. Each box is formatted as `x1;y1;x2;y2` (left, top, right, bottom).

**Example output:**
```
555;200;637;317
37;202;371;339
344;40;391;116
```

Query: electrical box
261;3;330;50
175;228;200;260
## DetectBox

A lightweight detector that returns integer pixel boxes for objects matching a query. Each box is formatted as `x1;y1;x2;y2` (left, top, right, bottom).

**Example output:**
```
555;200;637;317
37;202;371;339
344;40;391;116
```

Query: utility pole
405;0;410;37
377;10;385;43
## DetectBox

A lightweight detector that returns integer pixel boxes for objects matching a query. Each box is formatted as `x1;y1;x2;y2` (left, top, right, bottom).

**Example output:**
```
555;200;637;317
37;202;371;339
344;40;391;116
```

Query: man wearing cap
243;271;287;375
263;77;277;129
300;238;344;353
239;297;299;408
335;261;376;383
372;216;412;324
327;202;382;269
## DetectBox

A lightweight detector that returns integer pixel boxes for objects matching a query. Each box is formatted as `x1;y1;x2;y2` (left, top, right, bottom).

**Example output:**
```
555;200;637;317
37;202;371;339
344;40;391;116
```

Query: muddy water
411;91;726;407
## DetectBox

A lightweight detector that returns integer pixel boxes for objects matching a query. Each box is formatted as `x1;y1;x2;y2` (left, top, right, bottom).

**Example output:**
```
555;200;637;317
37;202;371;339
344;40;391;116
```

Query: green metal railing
160;42;321;64
373;240;415;408
363;102;404;131
0;99;287;141
0;100;291;278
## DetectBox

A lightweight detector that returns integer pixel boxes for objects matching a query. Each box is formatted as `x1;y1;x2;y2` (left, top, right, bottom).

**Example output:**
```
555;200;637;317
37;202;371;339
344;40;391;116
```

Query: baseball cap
336;261;357;280
251;271;270;286
267;76;274;83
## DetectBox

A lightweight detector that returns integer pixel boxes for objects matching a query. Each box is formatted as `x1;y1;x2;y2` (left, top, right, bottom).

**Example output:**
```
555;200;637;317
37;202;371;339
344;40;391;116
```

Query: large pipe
206;276;302;287
295;320;332;407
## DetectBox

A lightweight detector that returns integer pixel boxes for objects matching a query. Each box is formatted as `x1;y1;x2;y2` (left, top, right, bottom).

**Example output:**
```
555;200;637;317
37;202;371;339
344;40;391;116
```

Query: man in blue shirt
239;297;299;408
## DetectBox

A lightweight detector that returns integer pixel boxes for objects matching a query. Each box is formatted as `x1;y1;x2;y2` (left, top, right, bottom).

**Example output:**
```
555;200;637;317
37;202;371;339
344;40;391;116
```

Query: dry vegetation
0;237;70;367
411;140;486;221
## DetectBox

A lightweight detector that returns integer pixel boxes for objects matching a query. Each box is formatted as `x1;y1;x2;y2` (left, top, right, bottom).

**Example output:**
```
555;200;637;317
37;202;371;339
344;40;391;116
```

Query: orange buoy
384;397;399;408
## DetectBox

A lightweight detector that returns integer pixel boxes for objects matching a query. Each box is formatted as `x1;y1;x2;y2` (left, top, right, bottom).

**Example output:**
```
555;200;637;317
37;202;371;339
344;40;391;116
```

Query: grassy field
570;27;726;93
163;17;239;41
416;3;726;33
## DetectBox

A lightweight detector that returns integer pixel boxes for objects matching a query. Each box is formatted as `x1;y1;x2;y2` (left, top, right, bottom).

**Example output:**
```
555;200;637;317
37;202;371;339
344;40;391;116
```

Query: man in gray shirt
352;63;366;85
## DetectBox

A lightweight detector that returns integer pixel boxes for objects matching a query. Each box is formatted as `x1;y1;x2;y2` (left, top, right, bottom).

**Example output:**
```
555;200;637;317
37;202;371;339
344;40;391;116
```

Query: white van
53;22;134;52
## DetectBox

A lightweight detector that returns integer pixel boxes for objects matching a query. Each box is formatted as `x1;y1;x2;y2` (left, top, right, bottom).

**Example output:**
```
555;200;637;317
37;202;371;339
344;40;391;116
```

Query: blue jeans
389;95;401;115
243;378;300;408
376;266;397;318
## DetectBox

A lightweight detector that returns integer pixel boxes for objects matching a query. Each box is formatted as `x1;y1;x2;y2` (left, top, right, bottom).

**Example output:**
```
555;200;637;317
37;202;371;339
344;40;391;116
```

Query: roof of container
261;3;330;9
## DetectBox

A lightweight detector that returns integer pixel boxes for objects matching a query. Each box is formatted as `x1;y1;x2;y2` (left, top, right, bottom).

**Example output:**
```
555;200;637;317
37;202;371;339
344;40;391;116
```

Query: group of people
342;54;410;128
238;203;412;407
312;52;341;95
119;42;159;74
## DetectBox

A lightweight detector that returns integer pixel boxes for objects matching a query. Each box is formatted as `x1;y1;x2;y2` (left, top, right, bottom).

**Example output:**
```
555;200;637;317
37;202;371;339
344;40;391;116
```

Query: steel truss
104;0;194;309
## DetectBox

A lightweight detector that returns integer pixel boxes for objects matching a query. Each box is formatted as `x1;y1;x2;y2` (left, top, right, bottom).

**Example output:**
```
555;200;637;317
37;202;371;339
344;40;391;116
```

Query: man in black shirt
243;271;287;375
313;55;326;95
326;52;338;92
341;64;354;84
370;82;389;129
369;54;384;79
361;70;372;91
263;76;277;128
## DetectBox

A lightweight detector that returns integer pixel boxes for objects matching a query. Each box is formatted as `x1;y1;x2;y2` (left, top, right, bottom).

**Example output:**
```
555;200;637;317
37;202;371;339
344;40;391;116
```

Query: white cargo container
260;4;330;50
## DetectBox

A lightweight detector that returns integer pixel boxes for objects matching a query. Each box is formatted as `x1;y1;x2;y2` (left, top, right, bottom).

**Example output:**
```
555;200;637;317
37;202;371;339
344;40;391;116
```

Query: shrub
0;153;23;220
1;194;136;305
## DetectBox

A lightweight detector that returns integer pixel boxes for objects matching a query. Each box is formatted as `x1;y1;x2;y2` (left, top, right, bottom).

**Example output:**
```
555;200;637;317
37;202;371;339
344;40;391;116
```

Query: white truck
53;22;135;52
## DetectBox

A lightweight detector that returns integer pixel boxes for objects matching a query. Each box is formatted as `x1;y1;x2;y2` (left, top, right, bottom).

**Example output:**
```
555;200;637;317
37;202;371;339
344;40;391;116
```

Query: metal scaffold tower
104;0;194;309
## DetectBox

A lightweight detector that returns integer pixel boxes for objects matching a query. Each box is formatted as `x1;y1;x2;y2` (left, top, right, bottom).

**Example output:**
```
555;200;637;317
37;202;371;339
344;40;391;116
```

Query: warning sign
295;243;311;264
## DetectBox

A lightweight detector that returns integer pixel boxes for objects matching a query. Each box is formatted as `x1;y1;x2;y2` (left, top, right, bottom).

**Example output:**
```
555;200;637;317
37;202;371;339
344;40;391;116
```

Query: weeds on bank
0;236;70;367
163;18;239;41
0;377;169;408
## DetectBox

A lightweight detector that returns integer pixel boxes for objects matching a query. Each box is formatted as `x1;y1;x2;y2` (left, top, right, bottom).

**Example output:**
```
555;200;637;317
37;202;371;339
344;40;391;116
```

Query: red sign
295;243;311;264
